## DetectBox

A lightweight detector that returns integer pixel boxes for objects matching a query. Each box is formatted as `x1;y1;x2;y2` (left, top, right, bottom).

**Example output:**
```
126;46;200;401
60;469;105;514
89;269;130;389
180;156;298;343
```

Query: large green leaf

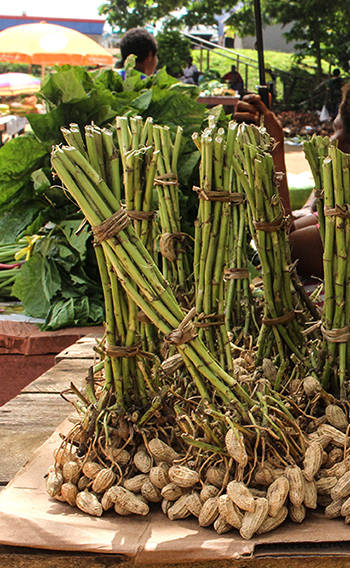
42;296;104;330
11;254;50;318
0;199;46;244
0;135;47;181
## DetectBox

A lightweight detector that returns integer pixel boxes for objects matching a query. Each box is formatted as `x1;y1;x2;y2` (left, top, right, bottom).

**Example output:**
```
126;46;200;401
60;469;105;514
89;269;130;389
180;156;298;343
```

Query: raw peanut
227;481;255;513
101;486;117;511
322;461;348;479
161;499;172;515
307;432;332;449
112;486;149;515
82;461;103;480
92;468;116;493
161;482;183;501
134;449;152;473
225;428;248;467
149;464;170;489
218;494;243;529
168;465;200;488
303;478;317;509
161;353;184;374
54;493;66;502
256;506;288;535
285;466;304;506
266;476;289;517
316;476;338;495
325;498;344;518
186;492;202;517
331;471;350;501
76;491;103;516
46;466;63;498
261;358;277;381
205;466;227;488
253;465;276;487
141;480;162;503
321;451;328;465
289;502;306;523
62;460;80;484
77;475;90;491
341;498;350;517
239;497;269;540
325;448;344;469
61;482;78;506
108;448;131;465
114;502;133;515
148;438;180;463
345;515;350;524
213;514;233;534
303;376;322;396
317;424;347;448
303;441;323;481
54;447;77;467
325;404;348;432
123;474;149;493
198;497;219;527
167;495;191;520
200;484;220;502
250;488;267;498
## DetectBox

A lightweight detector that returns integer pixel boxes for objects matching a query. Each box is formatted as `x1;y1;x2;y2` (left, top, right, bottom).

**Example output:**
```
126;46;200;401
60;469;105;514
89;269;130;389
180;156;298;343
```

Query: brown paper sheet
1;419;350;564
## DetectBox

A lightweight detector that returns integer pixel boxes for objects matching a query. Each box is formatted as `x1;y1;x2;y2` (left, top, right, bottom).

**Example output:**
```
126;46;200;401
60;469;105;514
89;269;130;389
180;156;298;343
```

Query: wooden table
197;95;240;113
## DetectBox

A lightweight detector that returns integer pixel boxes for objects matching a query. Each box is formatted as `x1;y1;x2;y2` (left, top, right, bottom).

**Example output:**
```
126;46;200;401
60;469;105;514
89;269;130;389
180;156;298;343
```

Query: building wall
0;15;105;44
235;22;294;53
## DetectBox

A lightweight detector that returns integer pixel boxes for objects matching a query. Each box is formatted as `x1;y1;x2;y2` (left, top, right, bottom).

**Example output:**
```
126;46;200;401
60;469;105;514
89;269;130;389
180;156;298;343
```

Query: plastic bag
320;105;330;122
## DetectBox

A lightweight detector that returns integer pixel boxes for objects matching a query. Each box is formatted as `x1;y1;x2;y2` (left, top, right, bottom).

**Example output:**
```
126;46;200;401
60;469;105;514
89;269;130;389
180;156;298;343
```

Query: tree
157;28;192;77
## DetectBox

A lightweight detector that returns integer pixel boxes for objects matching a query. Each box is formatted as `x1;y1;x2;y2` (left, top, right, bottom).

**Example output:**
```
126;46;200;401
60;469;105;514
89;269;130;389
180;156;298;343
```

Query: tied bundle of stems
51;130;256;417
321;146;350;395
231;124;309;387
153;124;191;296
303;134;331;245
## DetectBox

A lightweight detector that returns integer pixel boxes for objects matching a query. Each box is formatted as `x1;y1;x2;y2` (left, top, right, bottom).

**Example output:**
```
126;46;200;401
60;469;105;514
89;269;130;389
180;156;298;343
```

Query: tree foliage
157;28;192;77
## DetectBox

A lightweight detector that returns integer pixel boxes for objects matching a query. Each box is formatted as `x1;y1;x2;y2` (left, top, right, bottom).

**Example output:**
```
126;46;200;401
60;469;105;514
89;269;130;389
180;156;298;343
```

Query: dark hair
333;68;341;77
120;28;157;65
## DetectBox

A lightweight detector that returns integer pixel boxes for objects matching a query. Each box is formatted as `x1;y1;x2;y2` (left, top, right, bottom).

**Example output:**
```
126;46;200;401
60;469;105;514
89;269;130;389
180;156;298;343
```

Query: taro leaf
40;66;91;107
42;256;61;302
0;134;47;182
59;220;91;261
42;296;104;331
90;67;124;92
27;106;70;146
132;89;153;111
0;199;47;244
11;254;51;318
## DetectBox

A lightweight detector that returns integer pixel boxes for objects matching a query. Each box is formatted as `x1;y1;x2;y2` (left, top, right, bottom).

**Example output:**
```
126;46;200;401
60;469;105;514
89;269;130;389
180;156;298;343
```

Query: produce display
44;116;350;540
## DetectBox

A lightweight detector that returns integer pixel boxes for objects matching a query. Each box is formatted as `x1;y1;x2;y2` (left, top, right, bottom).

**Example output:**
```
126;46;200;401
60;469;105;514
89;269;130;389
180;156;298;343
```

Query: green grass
191;47;340;105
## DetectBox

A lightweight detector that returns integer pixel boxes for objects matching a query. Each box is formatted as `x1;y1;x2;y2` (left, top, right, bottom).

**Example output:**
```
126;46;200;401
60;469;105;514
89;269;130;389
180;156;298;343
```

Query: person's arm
234;94;291;218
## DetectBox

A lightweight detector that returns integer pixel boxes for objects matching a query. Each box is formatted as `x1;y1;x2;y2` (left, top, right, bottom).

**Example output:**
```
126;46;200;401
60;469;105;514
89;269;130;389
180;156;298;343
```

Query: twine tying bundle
92;208;130;242
324;203;350;219
224;267;250;280
193;312;225;328
164;307;197;345
106;343;154;361
262;310;296;326
160;232;188;261
193;186;245;204
154;173;179;186
321;324;350;343
253;216;286;232
127;210;157;222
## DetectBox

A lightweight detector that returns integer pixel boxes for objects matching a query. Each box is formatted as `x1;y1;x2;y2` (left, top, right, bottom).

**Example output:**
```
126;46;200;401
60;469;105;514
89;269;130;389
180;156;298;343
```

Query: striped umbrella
0;72;40;96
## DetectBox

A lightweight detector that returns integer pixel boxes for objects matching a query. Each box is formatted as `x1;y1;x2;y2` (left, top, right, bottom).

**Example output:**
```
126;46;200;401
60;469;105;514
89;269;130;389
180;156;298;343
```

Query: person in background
234;88;350;279
222;65;244;97
325;68;344;120
117;28;158;80
183;57;199;85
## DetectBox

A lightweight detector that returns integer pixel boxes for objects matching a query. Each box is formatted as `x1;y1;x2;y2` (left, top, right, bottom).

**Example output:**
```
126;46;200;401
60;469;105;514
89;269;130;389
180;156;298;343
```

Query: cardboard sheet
1;420;350;564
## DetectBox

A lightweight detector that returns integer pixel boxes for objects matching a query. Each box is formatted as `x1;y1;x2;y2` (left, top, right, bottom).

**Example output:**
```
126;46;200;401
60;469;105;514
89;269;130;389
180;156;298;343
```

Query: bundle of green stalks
0;239;29;299
303;135;330;245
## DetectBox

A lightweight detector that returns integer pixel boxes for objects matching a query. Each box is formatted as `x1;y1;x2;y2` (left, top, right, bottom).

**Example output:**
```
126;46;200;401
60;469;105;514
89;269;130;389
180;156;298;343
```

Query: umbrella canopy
0;22;113;67
0;72;40;96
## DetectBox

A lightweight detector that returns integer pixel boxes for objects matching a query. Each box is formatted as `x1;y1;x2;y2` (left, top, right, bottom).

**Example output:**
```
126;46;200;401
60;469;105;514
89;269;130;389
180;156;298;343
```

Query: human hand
234;93;284;149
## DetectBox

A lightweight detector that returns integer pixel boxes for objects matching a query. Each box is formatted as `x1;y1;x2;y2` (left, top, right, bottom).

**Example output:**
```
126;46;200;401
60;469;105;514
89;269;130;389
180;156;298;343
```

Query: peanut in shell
317;424;347;448
325;498;344;519
92;468;116;494
213;514;233;534
134;449;152;473
76;491;103;517
239;497;269;540
168;465;200;488
303;478;318;509
123;474;149;493
112;486;149;515
62;460;80;484
303;441;323;482
167;495;191;520
342;496;350;517
227;480;255;513
285;465;304;506
316;476;338;495
330;470;350;501
82;461;103;480
205;466;227;488
200;484;220;502
325;404;348;432
198;496;219;527
186;491;202;517
46;466;63;498
149;464;170;489
289;502;306;523
61;482;78;506
225;428;248;467
141;480;162;503
161;482;183;501
148;438;180;464
114;502;133;516
218;494;243;529
266;476;289;517
256;506;288;535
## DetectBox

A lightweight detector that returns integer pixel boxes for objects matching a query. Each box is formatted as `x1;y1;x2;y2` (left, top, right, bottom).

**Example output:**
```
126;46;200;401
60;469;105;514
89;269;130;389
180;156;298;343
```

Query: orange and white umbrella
0;21;113;67
0;72;40;96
